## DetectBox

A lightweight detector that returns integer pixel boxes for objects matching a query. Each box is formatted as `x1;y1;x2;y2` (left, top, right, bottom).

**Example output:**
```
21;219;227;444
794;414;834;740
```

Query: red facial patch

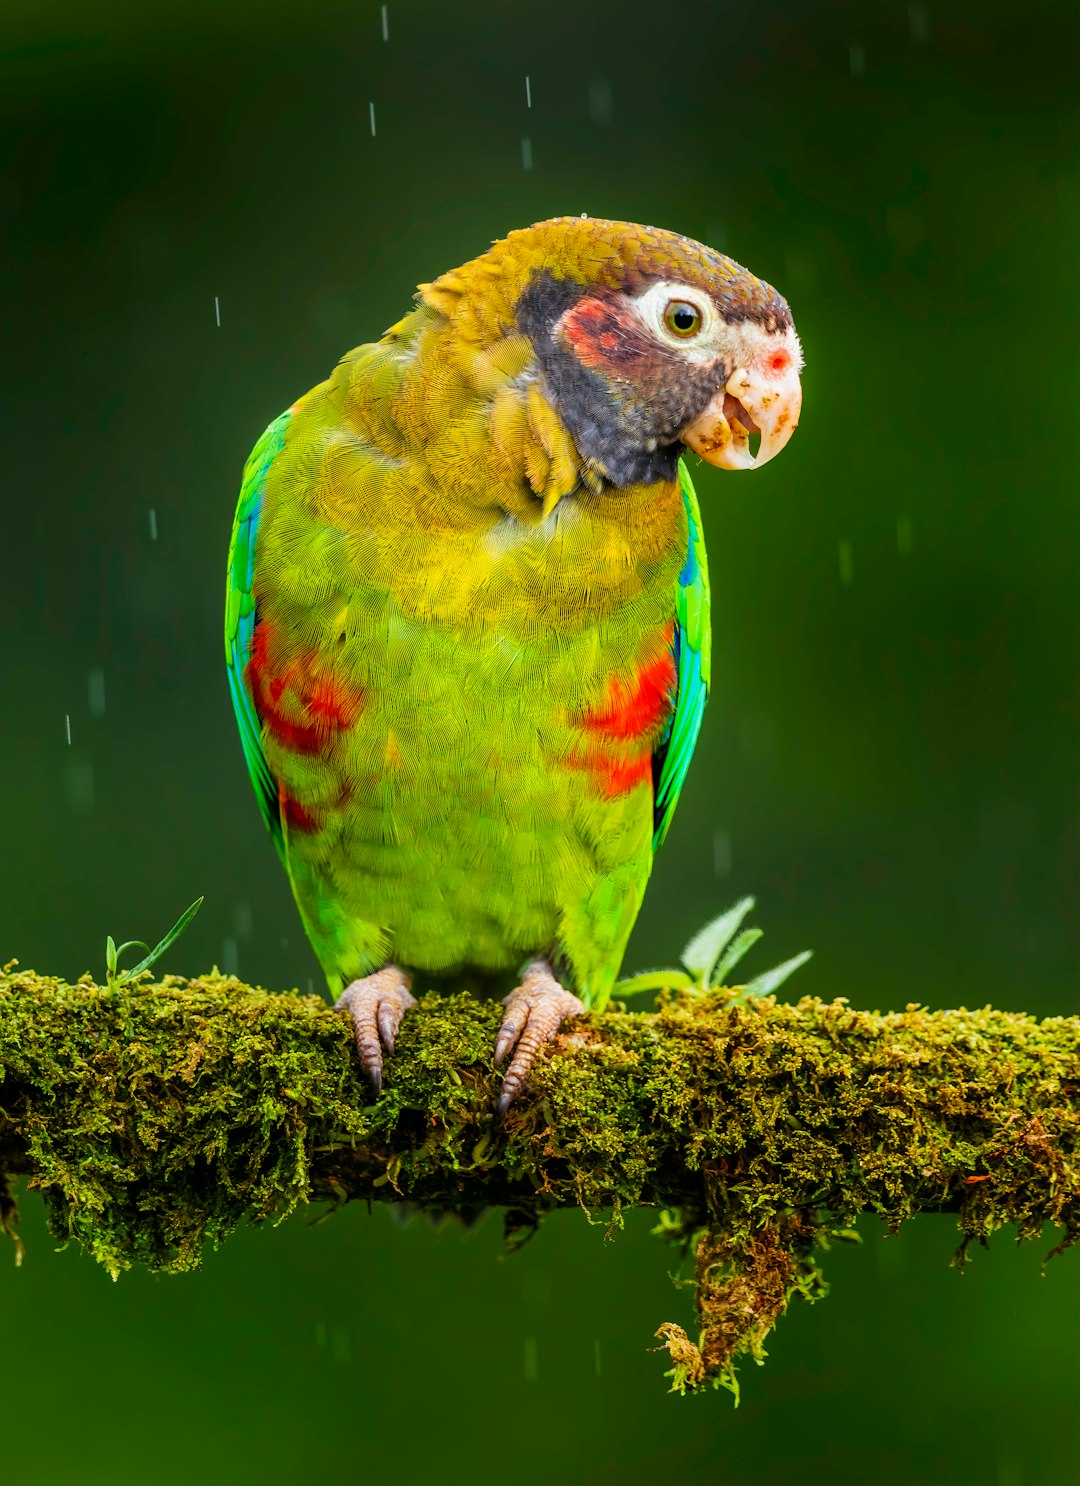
765;349;791;376
560;295;651;374
247;621;365;754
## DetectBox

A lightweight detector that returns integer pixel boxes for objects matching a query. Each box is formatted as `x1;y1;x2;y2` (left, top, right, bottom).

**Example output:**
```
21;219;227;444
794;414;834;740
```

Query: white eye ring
633;281;719;360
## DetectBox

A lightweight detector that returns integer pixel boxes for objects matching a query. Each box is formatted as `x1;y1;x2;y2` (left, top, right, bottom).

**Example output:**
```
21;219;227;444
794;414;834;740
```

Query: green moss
655;1213;832;1401
1;968;1076;1392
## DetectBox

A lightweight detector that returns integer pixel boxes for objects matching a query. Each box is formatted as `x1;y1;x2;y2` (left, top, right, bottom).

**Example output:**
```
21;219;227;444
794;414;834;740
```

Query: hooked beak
680;360;802;471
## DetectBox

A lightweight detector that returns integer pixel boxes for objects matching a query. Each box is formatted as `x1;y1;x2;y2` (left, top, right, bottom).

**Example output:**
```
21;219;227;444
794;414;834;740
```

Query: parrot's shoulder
651;459;712;851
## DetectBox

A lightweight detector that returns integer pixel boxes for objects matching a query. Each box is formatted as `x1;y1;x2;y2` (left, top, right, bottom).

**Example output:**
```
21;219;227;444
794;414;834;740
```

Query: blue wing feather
224;410;292;864
652;460;712;850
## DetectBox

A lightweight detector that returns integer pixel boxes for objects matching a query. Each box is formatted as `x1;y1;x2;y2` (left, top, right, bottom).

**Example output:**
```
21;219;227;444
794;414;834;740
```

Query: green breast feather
225;422;711;992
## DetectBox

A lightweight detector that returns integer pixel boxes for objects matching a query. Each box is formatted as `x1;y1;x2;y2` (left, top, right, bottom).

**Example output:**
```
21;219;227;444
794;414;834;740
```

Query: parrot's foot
336;966;416;1098
493;959;585;1119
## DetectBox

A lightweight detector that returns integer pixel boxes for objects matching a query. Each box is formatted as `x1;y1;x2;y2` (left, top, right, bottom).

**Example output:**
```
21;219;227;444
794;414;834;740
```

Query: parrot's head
423;217;803;491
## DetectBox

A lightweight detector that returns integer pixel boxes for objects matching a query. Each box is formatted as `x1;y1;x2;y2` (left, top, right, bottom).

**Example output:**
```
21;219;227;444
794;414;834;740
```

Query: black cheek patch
516;271;584;344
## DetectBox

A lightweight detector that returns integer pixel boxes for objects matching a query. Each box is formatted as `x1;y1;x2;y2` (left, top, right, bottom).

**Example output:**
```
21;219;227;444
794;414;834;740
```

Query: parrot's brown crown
418;216;792;342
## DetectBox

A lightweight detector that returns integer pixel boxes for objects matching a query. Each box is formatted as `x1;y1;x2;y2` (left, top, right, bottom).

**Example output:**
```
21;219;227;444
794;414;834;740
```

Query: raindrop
222;936;240;976
588;77;613;125
307;977;315;996
233;901;253;939
64;713;72;746
331;1324;352;1365
380;4;388;41
713;830;732;877
148;508;158;541
580;212;588;218
521;136;533;171
64;755;95;812
849;42;866;79
838;539;855;585
88;668;106;719
897;515;913;555
908;3;929;43
214;295;221;328
523;1335;539;1381
525;74;532;108
369;101;377;137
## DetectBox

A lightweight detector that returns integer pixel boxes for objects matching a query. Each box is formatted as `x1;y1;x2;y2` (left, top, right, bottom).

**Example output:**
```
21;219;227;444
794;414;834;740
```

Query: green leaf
681;898;756;984
105;936;117;977
614;970;694;997
710;927;764;987
739;950;813;1000
113;940;151;960
116;897;204;985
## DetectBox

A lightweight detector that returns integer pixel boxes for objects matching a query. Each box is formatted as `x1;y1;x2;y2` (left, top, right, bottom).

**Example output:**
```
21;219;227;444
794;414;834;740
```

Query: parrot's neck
312;309;687;630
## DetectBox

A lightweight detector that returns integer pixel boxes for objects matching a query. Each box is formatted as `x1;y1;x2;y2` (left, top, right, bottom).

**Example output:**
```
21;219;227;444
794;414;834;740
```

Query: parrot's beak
680;360;802;471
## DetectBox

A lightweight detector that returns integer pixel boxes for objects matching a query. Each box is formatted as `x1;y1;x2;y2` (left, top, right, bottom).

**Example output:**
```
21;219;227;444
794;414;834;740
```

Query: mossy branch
1;966;1076;1396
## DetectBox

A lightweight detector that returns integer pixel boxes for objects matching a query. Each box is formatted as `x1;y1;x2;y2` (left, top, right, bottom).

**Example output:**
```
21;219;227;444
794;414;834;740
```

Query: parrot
224;217;802;1116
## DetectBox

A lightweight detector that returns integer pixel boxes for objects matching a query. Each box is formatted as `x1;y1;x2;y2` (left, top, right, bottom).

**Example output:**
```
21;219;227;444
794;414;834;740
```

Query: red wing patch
278;780;318;834
567;634;677;800
582;642;677;739
566;750;653;799
247;621;365;754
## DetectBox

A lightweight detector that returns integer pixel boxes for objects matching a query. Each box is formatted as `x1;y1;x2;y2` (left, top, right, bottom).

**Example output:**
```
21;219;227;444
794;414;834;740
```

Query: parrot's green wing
652;458;712;851
224;410;293;864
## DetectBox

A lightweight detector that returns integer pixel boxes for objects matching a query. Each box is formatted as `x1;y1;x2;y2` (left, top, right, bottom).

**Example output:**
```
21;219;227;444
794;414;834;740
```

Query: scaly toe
494;960;584;1118
336;965;416;1098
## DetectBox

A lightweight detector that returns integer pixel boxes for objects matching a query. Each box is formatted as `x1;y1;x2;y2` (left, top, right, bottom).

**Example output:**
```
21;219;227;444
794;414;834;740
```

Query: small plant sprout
105;897;204;988
615;897;811;1002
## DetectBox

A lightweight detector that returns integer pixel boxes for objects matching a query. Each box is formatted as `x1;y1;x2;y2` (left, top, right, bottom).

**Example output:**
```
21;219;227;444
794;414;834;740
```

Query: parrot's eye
663;300;702;338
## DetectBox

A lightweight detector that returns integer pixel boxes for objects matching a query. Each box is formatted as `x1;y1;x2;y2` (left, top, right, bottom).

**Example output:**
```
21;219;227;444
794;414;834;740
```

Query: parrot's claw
493;960;584;1119
336;966;416;1098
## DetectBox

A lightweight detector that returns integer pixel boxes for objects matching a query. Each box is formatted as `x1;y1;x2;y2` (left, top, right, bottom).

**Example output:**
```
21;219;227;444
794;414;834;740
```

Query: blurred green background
2;1;1077;1481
